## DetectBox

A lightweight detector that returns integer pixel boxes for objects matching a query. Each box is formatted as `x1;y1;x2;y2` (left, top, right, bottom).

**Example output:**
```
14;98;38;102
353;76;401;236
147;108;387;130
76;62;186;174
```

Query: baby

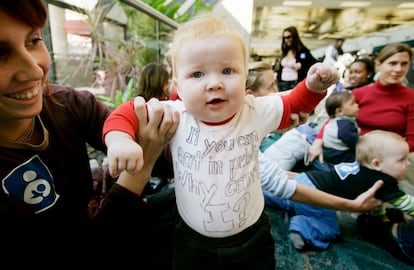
103;14;338;270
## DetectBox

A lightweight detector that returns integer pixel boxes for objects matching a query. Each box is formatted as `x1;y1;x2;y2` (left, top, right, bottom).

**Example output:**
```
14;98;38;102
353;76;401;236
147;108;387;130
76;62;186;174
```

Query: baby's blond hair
356;130;406;166
171;13;247;78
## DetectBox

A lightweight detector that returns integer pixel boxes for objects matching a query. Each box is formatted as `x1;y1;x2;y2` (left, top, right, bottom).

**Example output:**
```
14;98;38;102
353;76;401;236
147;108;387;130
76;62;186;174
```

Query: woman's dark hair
137;63;170;101
280;26;307;57
0;1;53;98
0;0;47;29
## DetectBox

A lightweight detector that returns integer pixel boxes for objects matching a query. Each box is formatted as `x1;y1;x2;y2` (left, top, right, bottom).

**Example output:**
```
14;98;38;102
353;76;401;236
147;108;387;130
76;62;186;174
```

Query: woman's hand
116;97;179;195
351;180;384;212
135;97;178;163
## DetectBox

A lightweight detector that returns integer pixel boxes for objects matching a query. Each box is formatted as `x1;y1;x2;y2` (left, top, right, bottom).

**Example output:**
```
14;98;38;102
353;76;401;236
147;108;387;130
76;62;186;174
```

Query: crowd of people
270;42;414;264
2;0;414;269
308;42;414;265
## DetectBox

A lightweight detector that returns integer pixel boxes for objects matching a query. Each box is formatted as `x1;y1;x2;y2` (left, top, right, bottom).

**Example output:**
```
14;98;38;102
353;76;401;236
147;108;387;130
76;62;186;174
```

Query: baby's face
174;35;247;123
339;94;359;118
378;141;410;180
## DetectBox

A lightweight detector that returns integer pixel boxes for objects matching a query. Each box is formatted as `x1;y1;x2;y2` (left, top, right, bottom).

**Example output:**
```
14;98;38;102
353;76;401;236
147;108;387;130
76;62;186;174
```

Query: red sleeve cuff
102;101;138;143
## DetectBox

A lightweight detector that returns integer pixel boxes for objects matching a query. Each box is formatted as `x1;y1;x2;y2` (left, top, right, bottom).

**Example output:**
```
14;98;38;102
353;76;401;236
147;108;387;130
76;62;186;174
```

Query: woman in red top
353;43;414;151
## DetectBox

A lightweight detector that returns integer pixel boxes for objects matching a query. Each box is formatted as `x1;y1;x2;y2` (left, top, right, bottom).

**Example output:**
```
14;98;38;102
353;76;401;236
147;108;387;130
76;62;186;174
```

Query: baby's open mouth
207;98;224;104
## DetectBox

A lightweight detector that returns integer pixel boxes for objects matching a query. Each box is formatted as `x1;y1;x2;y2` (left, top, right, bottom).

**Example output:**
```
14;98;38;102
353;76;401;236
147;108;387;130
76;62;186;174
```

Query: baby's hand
105;131;144;177
306;62;339;93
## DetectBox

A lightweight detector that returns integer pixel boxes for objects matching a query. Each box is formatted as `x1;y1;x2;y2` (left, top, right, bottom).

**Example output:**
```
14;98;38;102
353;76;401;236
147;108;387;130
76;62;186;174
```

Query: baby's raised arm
306;62;339;93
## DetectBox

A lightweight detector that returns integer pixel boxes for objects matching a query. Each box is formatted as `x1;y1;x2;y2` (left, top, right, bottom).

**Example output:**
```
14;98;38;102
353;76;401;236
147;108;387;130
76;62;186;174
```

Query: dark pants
357;209;414;265
278;80;298;91
172;212;275;270
397;222;414;264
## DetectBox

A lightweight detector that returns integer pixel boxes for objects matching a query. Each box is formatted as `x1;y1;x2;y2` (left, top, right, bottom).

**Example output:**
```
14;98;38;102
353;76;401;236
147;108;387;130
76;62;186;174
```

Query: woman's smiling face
0;10;50;121
376;51;410;85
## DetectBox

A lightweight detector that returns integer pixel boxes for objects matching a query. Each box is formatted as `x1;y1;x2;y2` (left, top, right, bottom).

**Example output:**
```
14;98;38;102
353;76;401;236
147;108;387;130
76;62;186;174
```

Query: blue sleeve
337;119;359;150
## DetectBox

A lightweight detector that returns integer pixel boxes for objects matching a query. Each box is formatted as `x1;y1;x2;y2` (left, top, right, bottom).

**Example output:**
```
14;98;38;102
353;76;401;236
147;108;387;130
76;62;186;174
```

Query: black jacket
277;47;318;82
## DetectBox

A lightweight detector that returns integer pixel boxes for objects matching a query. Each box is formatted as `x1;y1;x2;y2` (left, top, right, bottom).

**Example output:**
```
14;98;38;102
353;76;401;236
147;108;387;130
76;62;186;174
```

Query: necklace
17;118;35;143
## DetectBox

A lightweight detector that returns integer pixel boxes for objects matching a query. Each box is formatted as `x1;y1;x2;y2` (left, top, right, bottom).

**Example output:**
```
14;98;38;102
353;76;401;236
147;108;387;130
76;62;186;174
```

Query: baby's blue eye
193;71;202;78
223;68;232;75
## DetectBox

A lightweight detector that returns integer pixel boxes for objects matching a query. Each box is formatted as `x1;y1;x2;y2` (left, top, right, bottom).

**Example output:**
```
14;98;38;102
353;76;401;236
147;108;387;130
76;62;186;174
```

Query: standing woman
276;26;317;91
0;1;179;268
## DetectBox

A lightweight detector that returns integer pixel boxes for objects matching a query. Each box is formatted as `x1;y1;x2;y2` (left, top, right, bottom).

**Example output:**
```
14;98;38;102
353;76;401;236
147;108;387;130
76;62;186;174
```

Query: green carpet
266;207;414;269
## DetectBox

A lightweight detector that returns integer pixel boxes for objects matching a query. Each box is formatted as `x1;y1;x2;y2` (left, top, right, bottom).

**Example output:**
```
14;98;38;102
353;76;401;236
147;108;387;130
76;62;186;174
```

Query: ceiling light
398;2;414;8
339;1;371;8
282;1;312;7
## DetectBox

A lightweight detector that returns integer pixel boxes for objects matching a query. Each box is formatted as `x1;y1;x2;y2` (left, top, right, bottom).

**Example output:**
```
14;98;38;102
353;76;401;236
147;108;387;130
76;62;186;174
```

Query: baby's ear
335;107;343;116
245;89;254;96
370;158;381;170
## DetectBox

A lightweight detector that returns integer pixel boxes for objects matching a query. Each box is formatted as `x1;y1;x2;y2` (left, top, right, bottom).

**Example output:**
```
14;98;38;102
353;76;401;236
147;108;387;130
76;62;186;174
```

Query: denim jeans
264;173;340;249
397;223;414;264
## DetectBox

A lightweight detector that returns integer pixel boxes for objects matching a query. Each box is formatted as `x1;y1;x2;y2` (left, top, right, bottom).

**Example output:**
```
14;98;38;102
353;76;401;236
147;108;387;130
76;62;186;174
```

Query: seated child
265;130;414;252
309;90;360;171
